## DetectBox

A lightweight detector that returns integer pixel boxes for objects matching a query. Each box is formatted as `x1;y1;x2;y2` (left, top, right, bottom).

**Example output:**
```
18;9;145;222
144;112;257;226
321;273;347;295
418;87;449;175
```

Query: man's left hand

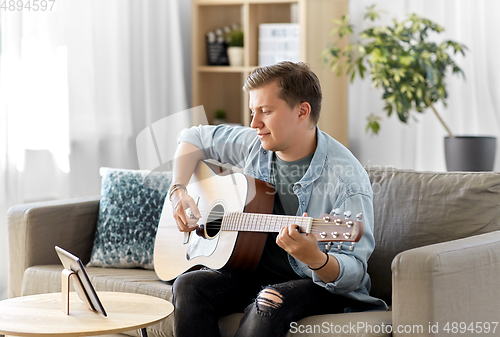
276;212;325;267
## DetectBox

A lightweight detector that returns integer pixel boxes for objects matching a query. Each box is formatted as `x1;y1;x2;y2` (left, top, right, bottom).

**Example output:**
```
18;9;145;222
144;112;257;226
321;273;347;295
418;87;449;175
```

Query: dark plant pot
445;136;497;171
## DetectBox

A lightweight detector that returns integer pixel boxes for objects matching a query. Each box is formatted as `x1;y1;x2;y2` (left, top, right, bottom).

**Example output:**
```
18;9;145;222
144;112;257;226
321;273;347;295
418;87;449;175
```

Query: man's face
249;81;301;155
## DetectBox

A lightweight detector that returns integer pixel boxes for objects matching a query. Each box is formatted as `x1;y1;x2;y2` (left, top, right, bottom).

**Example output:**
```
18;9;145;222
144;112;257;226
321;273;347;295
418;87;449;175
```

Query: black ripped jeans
172;268;353;337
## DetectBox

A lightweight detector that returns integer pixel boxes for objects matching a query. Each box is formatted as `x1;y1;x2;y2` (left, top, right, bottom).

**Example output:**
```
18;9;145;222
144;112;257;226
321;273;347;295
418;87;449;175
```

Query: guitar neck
221;212;313;234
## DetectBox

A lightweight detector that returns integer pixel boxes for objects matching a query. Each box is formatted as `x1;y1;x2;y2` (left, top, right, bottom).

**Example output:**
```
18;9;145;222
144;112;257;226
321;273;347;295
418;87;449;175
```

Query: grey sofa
8;168;500;337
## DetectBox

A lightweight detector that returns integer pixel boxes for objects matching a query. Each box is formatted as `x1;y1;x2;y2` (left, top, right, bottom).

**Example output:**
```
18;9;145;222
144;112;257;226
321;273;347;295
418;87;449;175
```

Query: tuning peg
323;215;330;222
346;221;353;228
356;213;363;220
349;243;355;251
326;242;332;252
337;242;343;250
333;208;341;215
344;211;351;218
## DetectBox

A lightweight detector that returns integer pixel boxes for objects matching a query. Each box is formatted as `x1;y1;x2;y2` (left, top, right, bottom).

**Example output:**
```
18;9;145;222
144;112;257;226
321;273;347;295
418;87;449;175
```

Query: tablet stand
61;269;94;315
60;269;150;336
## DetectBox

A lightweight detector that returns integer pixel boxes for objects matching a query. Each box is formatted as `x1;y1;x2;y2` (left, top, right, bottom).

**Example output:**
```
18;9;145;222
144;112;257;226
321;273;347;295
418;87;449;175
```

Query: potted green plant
322;5;496;171
227;29;244;67
213;108;227;125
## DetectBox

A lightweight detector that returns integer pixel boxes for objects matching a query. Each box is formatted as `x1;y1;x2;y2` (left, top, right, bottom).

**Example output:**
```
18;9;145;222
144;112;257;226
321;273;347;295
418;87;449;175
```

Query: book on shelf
258;23;300;66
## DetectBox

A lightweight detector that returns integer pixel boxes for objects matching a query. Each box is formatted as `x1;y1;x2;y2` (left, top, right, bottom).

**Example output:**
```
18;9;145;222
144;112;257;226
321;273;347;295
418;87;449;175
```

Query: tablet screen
55;246;107;316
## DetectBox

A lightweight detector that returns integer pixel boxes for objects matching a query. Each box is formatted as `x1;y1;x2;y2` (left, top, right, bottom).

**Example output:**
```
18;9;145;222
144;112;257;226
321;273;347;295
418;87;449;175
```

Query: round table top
0;291;174;336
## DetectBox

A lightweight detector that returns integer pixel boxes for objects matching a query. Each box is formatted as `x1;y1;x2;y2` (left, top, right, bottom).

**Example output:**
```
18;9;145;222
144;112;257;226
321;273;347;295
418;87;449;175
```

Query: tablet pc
55;246;107;316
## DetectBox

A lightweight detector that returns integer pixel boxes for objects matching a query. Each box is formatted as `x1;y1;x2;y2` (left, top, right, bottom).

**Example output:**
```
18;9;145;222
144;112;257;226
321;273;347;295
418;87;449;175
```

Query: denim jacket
178;124;388;311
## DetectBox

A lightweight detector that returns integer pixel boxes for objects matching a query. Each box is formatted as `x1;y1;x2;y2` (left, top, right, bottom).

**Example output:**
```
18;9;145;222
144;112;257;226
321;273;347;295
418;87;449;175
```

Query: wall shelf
191;0;349;145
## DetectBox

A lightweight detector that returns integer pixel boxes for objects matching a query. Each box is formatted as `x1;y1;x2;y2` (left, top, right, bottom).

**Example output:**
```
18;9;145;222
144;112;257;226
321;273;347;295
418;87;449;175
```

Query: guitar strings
187;212;358;237
200;228;354;235
187;209;351;220
190;218;356;226
200;226;354;232
184;210;357;226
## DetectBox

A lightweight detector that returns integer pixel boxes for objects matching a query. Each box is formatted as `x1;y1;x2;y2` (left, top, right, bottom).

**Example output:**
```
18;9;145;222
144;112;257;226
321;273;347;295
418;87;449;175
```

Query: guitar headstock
309;213;363;243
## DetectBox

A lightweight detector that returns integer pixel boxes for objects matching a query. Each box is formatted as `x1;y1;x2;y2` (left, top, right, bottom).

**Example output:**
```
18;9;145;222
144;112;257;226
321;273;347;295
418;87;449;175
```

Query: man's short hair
243;61;322;125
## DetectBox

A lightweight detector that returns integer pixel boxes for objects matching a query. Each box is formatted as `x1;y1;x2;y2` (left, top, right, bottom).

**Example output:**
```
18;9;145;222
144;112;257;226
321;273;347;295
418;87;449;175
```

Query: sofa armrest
391;230;500;336
7;196;100;298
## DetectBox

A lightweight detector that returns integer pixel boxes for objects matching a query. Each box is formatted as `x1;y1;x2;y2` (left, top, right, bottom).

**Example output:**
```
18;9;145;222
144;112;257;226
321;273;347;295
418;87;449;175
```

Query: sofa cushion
87;168;171;270
366;168;500;304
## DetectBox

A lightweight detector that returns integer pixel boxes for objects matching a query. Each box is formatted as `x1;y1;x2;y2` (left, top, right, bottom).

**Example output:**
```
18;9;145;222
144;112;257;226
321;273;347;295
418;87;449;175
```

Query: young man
169;61;387;337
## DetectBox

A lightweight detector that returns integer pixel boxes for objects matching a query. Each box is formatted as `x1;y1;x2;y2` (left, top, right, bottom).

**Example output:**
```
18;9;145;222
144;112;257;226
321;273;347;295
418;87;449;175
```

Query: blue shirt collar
258;125;326;187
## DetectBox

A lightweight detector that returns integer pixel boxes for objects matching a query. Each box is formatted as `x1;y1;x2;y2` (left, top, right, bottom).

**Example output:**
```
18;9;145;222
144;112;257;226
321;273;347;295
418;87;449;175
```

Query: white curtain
348;0;500;171
0;0;191;299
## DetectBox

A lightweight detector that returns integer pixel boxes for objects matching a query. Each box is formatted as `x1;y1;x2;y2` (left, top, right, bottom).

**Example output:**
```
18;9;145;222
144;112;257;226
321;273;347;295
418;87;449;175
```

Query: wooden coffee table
0;291;174;337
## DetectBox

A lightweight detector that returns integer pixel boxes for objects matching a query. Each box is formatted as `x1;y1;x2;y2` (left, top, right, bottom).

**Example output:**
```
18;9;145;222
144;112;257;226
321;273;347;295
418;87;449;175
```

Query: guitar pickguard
186;233;219;260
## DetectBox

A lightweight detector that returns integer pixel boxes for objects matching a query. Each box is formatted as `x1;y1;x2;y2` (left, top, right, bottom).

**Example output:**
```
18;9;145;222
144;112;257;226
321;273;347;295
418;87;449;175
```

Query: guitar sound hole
206;204;224;238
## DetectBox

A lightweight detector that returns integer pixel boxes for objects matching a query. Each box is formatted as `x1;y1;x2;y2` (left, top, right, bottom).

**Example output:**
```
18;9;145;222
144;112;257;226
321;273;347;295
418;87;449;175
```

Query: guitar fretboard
221;212;313;234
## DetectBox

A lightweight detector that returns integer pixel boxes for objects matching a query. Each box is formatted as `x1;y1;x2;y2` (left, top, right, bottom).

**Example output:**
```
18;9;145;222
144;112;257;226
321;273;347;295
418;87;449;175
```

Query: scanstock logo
134;105;249;194
135;106;208;178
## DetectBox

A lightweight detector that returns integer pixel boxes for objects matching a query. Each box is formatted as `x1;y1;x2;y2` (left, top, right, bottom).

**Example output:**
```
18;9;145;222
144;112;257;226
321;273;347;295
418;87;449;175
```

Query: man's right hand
171;189;202;232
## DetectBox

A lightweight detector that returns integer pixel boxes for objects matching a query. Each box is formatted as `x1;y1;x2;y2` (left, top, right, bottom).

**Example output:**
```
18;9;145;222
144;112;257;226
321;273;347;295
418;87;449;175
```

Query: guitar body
154;161;275;281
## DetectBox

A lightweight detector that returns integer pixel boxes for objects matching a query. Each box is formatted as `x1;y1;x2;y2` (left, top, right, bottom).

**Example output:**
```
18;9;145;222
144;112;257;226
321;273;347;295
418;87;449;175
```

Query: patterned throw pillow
87;168;172;270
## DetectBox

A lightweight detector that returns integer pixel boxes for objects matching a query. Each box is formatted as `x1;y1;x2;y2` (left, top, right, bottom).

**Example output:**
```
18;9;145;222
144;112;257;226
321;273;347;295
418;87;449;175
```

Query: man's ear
297;101;311;121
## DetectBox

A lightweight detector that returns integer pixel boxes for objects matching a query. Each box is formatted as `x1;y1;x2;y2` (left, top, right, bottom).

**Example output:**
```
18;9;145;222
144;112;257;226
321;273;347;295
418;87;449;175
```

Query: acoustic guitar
153;160;363;281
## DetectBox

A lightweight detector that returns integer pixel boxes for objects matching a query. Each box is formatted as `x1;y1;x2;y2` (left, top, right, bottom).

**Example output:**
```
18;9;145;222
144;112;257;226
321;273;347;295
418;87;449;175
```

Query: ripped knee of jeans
255;287;284;317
